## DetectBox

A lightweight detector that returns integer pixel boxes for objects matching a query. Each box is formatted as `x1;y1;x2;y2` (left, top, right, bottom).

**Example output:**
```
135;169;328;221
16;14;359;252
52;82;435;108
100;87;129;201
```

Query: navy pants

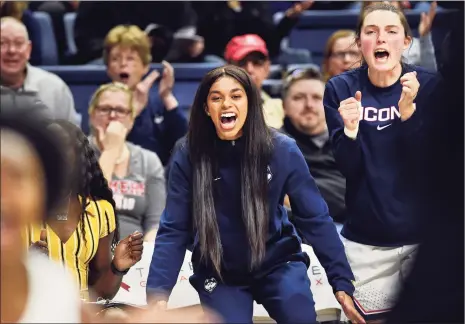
189;261;317;323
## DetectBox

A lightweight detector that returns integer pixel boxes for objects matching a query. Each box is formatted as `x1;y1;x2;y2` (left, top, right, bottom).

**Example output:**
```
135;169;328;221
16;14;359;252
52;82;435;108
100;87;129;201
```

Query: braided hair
50;120;120;251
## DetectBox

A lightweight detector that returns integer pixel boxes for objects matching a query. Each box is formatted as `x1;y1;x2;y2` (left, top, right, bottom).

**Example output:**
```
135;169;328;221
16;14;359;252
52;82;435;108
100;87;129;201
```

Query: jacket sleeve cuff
146;287;170;302
333;280;356;297
344;125;359;140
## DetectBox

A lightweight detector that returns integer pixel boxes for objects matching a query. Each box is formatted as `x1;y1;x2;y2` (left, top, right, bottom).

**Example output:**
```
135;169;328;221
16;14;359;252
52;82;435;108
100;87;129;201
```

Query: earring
206;112;210;116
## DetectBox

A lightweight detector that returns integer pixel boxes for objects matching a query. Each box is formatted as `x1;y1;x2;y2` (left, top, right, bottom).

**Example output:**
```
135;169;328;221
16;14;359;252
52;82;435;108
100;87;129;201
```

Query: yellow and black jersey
24;197;116;300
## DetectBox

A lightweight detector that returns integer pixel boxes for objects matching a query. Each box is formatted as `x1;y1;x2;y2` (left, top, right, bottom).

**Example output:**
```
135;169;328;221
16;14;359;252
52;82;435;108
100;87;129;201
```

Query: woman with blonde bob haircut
101;24;188;166
88;82;167;242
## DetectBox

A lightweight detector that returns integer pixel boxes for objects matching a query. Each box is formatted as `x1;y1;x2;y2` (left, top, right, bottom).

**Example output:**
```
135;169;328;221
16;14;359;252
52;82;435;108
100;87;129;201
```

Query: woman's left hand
335;291;366;324
398;71;420;121
158;61;175;99
113;232;144;271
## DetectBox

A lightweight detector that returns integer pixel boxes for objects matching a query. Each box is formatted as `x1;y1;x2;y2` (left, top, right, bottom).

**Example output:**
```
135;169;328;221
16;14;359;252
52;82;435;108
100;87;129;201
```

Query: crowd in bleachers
1;1;463;323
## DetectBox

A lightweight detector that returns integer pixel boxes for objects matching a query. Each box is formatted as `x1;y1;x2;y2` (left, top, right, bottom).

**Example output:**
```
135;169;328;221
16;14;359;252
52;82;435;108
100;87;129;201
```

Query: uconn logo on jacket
359;105;402;121
357;104;415;130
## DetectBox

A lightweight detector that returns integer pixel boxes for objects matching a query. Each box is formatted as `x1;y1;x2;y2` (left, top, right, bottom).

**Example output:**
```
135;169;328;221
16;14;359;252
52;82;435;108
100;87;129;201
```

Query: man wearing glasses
0;17;78;124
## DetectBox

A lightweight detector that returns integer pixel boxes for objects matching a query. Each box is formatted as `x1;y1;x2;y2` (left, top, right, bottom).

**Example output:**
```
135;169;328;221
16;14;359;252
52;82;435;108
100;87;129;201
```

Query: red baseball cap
224;34;269;62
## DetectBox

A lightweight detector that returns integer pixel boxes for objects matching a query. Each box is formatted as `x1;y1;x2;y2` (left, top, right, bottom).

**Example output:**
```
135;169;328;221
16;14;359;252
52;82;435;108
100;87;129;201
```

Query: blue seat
268;64;284;79
40;63;224;133
63;12;77;55
31;12;58;65
262;79;283;98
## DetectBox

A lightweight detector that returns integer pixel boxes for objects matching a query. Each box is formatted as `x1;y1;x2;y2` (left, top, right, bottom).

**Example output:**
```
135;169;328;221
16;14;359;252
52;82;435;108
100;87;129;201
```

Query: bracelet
111;260;129;276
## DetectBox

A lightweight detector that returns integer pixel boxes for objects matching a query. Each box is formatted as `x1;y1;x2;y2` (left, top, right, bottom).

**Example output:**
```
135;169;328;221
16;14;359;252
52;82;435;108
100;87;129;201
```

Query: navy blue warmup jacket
146;131;354;299
324;64;440;247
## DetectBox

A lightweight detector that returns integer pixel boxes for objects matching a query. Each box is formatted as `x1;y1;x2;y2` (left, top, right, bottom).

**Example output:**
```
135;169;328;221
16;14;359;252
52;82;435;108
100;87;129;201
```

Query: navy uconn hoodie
146;131;354;298
324;64;440;247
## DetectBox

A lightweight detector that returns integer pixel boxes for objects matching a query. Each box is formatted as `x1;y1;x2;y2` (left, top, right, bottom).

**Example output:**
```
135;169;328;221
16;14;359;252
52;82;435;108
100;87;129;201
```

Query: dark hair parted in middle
187;65;273;276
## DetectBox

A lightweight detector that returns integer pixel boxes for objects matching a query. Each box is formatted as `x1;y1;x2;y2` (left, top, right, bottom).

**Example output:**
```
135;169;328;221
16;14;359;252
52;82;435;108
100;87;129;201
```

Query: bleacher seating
30;7;458;131
52;8;456;68
41;63;221;133
40;63;287;133
31;12;59;65
288;8;456;66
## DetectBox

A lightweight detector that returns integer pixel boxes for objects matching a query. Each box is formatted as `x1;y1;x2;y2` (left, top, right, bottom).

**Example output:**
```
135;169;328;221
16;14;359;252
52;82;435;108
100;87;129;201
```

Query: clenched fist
338;91;362;132
97;121;128;153
399;71;419;121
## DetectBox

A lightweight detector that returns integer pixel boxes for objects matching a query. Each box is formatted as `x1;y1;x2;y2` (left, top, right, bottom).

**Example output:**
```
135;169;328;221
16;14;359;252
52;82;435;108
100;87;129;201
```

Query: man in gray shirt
0;17;78;124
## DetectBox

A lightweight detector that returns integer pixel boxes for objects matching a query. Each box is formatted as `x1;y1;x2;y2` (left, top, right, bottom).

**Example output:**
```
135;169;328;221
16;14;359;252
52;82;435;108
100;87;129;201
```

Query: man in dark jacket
280;67;346;224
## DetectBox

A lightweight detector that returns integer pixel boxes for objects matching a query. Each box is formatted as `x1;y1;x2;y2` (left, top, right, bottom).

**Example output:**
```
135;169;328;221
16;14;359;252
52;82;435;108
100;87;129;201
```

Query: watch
111;260;129;276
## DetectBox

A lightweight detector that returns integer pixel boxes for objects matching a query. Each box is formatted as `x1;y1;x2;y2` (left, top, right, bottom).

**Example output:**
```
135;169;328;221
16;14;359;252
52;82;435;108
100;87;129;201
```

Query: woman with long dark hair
323;3;440;322
146;65;363;323
26;119;144;302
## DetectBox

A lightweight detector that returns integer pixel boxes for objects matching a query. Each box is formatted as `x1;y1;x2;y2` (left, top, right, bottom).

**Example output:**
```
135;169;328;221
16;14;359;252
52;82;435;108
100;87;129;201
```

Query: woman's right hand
30;229;49;256
97;121;128;153
338;91;362;131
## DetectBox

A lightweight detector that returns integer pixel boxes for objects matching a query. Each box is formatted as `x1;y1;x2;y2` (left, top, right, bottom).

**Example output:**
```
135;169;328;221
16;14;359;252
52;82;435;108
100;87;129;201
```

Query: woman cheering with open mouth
146;65;364;323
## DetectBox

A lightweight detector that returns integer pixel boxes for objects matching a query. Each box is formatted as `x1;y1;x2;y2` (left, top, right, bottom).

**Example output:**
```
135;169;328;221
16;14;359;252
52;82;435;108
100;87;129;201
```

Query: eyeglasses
94;106;131;118
0;39;28;52
330;51;361;60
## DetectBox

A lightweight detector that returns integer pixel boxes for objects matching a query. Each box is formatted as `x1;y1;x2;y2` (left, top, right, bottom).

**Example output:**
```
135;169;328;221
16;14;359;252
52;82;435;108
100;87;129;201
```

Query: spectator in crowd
1;94;82;323
26;119;144;302
0;1;41;65
225;34;284;129
88;82;166;241
103;25;188;165
322;30;361;82
192;1;312;61
73;1;197;64
280;68;346;224
323;3;440;321
361;1;438;71
0;17;78;123
164;34;207;64
28;1;79;64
